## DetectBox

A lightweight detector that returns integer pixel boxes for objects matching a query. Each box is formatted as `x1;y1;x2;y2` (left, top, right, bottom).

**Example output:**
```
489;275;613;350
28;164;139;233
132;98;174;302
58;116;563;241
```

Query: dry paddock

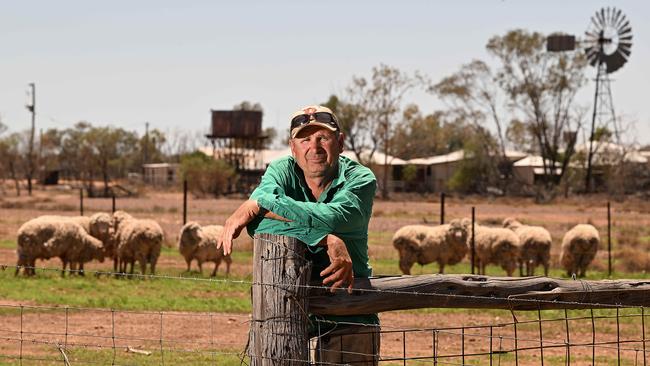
1;188;650;364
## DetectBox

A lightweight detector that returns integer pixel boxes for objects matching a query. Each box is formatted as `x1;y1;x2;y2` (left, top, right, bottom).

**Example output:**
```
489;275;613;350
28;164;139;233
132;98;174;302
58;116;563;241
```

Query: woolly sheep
393;219;468;275
178;222;232;277
111;210;164;275
461;219;520;276
30;213;112;274
15;218;105;276
503;218;552;276
560;224;600;278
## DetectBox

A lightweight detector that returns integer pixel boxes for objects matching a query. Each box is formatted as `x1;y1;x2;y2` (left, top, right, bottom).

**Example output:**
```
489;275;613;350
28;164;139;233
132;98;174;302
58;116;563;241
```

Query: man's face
289;125;344;179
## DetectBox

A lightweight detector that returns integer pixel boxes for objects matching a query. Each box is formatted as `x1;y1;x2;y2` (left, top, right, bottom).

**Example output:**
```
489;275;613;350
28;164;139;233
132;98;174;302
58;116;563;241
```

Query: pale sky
1;1;648;147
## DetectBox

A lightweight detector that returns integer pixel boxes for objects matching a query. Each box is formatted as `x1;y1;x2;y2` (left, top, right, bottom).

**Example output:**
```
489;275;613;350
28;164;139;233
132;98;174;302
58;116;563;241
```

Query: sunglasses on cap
290;112;339;130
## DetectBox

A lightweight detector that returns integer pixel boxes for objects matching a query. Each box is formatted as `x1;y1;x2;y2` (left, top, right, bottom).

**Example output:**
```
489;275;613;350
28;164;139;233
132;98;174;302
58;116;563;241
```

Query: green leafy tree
487;29;587;196
179;151;237;197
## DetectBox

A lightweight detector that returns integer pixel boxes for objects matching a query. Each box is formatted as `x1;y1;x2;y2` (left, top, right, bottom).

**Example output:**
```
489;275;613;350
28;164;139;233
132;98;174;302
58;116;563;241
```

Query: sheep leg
61;259;68;277
149;255;158;275
197;261;203;275
518;260;523;277
225;257;232;277
185;258;192;272
28;259;37;276
211;259;221;277
79;262;85;276
438;262;445;274
15;256;25;276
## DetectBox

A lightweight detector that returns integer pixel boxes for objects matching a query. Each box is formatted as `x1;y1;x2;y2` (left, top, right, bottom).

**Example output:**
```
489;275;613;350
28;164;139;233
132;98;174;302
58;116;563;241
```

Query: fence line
4;262;649;312
2;302;647;365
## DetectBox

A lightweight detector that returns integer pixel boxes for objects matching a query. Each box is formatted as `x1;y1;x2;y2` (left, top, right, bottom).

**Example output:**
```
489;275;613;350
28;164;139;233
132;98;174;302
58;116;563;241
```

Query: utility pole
144;122;149;165
26;83;36;196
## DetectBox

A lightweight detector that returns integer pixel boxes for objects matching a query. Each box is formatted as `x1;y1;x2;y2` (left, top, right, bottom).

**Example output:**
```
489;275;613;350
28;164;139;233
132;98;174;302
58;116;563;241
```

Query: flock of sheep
393;218;601;278
14;211;232;277
14;211;598;279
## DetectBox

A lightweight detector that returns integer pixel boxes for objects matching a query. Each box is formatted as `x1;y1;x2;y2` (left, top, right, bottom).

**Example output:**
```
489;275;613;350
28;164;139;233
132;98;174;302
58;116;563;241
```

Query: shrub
179;151;237;197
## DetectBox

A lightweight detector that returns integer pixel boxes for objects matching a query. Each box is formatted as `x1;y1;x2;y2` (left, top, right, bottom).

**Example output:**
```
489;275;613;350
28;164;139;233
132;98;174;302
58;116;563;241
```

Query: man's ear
337;132;345;153
289;139;297;157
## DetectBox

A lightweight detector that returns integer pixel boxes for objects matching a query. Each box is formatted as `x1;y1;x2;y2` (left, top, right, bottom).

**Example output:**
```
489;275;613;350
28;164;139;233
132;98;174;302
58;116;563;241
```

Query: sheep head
503;217;522;230
89;213;112;238
111;210;133;229
393;236;421;275
179;222;202;245
446;219;468;245
83;236;105;263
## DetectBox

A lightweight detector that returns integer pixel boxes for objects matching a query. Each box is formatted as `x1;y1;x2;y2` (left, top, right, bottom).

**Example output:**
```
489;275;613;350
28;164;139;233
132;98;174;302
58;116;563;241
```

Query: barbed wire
4;262;648;312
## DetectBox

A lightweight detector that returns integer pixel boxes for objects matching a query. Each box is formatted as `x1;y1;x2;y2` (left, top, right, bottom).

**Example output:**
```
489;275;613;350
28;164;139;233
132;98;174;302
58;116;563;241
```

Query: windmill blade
600;8;607;28
619;26;632;38
584;30;600;43
617;20;631;33
618;34;633;44
606;7;614;27
613;8;623;27
618;45;632;58
591;15;601;31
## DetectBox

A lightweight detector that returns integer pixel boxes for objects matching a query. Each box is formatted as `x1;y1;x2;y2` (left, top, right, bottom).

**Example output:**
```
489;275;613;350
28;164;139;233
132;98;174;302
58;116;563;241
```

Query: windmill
547;7;633;192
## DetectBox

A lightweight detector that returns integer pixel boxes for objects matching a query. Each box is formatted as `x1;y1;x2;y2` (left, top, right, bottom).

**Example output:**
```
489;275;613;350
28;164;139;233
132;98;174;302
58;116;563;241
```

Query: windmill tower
547;7;633;192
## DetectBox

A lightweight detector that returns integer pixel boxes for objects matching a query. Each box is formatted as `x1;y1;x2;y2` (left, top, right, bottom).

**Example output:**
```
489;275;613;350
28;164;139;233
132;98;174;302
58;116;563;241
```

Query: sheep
111;210;164;276
28;213;112;274
560;224;600;278
178;222;232;277
15;218;105;276
393;219;468;275
461;219;520;276
503;218;552;276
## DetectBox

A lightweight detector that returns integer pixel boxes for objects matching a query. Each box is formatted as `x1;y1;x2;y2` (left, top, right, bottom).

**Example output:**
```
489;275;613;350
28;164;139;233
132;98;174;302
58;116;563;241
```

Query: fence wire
1;262;649;365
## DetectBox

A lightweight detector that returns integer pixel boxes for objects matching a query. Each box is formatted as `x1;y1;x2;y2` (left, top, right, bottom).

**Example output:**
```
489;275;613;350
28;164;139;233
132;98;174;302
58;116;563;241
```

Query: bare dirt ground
1;188;649;363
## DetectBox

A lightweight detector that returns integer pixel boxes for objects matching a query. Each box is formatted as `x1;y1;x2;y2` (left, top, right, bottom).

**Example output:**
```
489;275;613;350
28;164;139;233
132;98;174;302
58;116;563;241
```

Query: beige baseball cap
290;105;340;138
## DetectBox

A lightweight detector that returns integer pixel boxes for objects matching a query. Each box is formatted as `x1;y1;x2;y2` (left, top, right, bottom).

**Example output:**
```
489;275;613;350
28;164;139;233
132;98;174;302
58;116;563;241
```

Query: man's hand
320;234;354;294
218;200;260;255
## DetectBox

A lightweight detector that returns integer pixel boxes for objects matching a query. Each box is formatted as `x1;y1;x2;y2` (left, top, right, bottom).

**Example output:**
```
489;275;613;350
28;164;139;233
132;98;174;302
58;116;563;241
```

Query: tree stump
249;233;311;365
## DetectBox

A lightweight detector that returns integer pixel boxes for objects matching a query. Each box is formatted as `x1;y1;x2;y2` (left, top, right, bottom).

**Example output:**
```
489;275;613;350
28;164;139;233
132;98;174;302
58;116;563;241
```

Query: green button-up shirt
246;155;378;329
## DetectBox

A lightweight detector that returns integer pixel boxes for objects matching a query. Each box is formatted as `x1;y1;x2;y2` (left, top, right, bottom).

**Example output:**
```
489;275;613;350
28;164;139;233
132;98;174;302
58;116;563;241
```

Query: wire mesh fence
2;264;649;365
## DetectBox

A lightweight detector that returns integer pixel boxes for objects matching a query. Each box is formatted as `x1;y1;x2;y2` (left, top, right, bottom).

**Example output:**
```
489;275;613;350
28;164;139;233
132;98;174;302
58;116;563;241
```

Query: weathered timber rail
248;233;650;365
308;275;650;315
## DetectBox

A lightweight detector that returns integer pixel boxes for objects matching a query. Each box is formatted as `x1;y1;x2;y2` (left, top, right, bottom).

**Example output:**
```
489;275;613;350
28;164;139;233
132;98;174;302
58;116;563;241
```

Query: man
219;105;380;365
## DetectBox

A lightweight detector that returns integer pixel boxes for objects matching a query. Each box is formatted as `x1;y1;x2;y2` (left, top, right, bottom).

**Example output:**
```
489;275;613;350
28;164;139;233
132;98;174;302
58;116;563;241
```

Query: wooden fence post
111;194;116;213
249;233;311;365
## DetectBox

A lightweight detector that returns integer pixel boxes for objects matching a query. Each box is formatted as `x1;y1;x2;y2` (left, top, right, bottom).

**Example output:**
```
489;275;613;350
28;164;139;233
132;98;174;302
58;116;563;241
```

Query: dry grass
1;187;650;276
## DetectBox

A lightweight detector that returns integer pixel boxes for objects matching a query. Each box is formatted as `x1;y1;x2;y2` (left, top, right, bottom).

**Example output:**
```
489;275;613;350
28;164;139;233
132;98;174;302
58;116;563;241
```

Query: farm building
142;163;179;186
408;150;527;193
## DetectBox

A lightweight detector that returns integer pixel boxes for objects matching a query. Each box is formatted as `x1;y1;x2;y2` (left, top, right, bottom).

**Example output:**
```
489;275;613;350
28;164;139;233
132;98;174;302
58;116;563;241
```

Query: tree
87;126;139;196
390;105;447;160
0;132;27;196
326;64;424;198
486;30;588;198
179;151;236;197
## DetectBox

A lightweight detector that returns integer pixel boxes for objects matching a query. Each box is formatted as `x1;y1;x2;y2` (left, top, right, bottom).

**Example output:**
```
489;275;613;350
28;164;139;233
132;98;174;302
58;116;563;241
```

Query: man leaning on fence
219;105;380;365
